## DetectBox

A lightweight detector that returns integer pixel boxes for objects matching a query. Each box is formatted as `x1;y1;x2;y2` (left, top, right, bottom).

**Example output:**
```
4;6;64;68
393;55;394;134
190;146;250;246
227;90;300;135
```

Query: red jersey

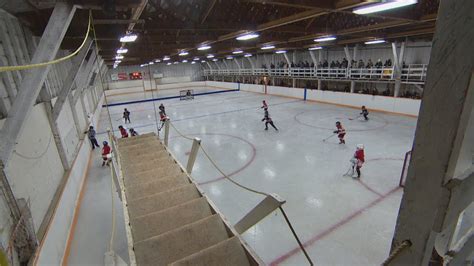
102;145;111;156
120;128;129;138
336;124;346;134
355;149;365;163
160;113;167;121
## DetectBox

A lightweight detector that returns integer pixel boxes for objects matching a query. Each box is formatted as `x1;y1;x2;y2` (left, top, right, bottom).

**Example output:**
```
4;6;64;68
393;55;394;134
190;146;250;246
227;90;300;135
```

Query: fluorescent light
193;57;200;61
226;56;233;60
179;51;189;56
354;0;417;15
149;62;154;65
116;48;128;54
140;63;148;67
244;53;252;57
155;59;161;63
163;56;170;61
115;55;124;60
198;45;211;51
261;45;275;50
308;46;323;50
182;60;188;63
236;33;259;41
173;61;179;64
275;50;286;54
201;60;206;63
232;50;243;54
212;58;218;62
206;54;215;58
120;34;137;42
114;60;122;63
191;61;196;64
365;39;386;44
166;62;171;65
314;36;337;42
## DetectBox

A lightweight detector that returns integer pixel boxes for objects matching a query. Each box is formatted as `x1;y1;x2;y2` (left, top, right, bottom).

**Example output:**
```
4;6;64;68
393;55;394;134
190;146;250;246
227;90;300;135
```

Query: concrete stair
116;134;259;265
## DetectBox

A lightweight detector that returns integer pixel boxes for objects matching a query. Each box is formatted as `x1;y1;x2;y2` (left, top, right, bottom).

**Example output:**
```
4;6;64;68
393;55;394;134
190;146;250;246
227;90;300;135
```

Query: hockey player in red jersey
118;125;128;138
101;141;112;166
333;121;346;144
353;144;365;178
158;111;170;131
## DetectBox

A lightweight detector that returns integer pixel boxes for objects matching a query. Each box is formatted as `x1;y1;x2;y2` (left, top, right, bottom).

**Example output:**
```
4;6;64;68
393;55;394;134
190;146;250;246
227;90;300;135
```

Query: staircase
116;133;261;266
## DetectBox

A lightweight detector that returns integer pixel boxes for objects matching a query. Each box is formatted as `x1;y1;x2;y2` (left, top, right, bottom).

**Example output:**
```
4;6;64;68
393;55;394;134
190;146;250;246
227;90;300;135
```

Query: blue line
97;99;302;135
103;89;239;107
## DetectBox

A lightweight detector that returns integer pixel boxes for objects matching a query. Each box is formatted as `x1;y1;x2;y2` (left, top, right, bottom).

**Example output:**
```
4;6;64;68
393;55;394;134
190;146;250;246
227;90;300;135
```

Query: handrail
203;65;428;82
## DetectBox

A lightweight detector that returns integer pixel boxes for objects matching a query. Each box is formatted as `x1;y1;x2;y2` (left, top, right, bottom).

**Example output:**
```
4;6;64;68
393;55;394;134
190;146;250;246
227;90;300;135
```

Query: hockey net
399;150;412;187
179;89;194;100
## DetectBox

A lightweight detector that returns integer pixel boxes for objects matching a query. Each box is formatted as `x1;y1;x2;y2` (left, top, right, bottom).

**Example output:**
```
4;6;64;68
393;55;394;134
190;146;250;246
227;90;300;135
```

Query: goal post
180;89;194;100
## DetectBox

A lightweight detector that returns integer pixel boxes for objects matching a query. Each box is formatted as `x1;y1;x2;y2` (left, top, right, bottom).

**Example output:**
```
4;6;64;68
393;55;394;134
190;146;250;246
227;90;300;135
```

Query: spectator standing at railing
323;60;329;68
342;58;348;68
270;63;275;69
330;61;336;68
384;59;392;67
310;62;314;68
366;59;374;68
358;59;365;68
375;59;383;68
351;60;357;68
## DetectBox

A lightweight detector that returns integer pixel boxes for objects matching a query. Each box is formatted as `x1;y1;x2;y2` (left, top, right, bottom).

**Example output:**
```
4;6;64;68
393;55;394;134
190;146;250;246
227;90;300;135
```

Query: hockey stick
322;133;336;142
343;165;354;176
348;114;362;120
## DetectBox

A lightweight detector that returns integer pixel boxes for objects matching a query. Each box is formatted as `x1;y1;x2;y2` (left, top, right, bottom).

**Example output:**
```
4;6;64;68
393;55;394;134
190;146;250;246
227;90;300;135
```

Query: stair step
126;174;189;200
170;237;251;266
127;184;200;217
131;197;213;242
134;214;229;266
124;162;180;179
117;132;155;143
121;142;162;153
123;150;170;162
121;145;167;158
123;156;174;173
124;167;184;187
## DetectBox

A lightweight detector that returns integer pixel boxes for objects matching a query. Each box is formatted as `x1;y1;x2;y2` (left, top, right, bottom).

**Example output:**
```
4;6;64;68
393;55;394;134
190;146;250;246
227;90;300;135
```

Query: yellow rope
382;240;412;265
0;11;92;73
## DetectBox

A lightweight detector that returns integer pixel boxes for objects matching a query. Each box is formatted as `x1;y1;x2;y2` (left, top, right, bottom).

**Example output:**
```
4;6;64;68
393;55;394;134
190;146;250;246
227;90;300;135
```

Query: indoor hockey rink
67;84;417;265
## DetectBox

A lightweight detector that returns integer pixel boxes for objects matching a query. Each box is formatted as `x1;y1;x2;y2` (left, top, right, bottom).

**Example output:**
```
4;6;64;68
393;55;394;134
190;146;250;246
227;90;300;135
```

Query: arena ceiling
6;0;439;66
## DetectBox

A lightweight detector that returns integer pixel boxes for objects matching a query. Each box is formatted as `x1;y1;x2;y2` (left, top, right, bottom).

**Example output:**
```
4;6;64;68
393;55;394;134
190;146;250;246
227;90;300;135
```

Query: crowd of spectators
260;58;401;69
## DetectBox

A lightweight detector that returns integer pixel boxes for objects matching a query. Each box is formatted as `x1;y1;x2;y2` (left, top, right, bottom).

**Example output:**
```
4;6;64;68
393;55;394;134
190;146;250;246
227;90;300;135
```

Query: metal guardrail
203;65;428;83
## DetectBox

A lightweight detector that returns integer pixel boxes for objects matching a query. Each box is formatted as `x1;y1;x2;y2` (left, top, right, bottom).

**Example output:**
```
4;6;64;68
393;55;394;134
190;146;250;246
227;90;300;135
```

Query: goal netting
399;150;412;187
180;89;194;100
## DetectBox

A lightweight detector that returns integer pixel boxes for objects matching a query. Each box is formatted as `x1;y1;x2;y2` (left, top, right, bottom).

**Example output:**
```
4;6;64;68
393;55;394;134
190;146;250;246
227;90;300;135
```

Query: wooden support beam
0;2;76;166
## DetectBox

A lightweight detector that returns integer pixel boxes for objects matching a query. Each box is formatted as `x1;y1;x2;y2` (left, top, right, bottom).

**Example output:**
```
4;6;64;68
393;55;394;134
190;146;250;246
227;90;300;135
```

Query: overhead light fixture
163;56;171;61
275;50;286;54
120;34;137;43
116;48;128;54
353;0;418;15
314;36;337;42
179;51;189;56
115;55;124;60
173;61;179;64
236;32;259;41
182;59;188;63
212;58;218;61
155;59;161;63
226;56;233;60
232;50;244;54
149;62;154;65
201;60;206;63
198;45;211;51
244;53;252;57
308;46;323;50
191;61;196;64
166;62;172;65
206;54;215;58
114;60;122;64
193;57;200;61
261;45;275;50
365;39;386;44
140;63;148;67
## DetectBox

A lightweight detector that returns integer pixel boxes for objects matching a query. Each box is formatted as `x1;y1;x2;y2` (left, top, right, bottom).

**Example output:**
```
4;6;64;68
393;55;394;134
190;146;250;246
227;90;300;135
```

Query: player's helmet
103;141;108;145
357;144;364;150
362;105;366;109
118;125;123;129
336;121;341;125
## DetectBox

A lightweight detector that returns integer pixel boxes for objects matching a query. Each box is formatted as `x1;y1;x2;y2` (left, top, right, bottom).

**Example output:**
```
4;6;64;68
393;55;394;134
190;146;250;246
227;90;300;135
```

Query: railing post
164;119;170;146
186;138;201;174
